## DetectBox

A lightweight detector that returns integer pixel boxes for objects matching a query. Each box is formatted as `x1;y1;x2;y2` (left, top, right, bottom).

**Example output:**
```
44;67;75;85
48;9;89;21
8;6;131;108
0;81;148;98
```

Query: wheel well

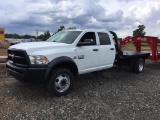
129;57;145;63
129;58;145;65
116;57;145;66
51;62;78;76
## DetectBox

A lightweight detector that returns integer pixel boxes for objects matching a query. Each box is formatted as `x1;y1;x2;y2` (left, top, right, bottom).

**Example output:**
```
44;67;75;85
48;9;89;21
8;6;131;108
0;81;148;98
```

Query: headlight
29;55;49;64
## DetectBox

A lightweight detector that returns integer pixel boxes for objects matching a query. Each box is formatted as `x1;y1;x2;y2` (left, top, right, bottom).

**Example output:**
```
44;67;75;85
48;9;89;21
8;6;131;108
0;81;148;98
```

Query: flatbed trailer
119;36;160;63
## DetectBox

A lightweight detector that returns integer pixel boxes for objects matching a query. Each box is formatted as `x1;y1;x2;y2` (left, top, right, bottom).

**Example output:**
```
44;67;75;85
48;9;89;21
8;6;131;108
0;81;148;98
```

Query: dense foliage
133;25;146;36
5;33;36;39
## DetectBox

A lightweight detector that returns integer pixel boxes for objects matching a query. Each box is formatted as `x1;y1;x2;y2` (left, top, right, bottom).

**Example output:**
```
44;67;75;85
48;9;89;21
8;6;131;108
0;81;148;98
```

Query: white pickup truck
7;29;150;96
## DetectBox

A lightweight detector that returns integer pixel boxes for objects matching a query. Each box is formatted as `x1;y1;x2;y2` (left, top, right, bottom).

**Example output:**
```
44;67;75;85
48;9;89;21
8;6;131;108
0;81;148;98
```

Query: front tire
47;68;74;97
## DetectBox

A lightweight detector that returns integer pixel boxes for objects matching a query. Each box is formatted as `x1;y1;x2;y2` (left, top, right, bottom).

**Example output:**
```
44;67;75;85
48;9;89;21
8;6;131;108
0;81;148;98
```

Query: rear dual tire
129;58;145;73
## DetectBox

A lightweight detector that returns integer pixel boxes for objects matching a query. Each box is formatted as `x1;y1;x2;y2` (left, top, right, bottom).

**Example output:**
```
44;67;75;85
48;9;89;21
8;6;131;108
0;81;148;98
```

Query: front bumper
6;62;47;84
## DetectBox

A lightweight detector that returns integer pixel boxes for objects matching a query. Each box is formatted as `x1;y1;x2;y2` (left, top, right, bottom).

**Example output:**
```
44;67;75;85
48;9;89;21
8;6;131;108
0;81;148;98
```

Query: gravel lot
0;60;160;120
0;48;7;56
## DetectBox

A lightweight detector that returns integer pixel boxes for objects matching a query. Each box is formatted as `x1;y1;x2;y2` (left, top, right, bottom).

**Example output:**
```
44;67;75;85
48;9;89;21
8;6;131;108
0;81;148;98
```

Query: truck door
76;32;100;74
98;32;115;69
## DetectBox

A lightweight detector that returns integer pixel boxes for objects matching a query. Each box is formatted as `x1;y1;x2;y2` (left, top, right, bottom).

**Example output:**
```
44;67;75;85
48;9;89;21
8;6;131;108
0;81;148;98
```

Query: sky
1;0;160;38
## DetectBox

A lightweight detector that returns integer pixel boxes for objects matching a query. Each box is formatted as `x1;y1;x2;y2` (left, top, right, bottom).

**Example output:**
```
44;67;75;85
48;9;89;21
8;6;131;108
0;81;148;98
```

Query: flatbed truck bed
107;31;150;75
122;51;150;58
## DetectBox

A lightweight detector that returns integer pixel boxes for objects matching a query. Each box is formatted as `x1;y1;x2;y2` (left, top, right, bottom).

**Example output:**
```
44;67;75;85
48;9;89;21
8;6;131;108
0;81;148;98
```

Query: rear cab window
98;32;111;45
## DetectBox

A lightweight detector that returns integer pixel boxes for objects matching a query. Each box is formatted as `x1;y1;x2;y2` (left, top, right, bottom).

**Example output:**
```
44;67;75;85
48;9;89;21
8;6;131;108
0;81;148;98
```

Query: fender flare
44;56;78;82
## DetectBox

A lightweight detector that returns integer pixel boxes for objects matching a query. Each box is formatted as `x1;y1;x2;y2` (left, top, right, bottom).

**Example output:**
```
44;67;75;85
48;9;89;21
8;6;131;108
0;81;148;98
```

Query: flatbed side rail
120;36;160;62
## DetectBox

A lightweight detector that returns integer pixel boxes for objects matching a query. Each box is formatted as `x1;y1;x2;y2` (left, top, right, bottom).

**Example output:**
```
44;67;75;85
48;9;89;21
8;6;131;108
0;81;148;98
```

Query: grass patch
122;43;160;51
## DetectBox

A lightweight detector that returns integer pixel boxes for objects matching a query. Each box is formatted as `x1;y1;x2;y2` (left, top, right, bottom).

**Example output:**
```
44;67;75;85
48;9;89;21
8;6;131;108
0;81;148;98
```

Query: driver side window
79;32;96;45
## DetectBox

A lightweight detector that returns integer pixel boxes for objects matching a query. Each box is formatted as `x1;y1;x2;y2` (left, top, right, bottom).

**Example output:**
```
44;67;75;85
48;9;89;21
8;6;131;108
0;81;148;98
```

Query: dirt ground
0;48;8;56
0;61;160;120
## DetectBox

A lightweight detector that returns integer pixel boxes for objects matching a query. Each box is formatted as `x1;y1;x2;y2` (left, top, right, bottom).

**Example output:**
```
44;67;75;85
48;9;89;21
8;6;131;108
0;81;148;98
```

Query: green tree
38;34;44;40
57;26;65;32
23;34;31;39
53;26;65;35
133;25;146;36
51;26;77;36
5;33;36;39
5;33;12;38
43;31;51;41
54;26;76;35
12;33;20;39
38;31;51;41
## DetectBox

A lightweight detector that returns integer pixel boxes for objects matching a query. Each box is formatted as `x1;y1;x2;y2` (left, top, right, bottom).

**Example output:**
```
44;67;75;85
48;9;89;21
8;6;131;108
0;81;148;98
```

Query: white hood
9;42;70;55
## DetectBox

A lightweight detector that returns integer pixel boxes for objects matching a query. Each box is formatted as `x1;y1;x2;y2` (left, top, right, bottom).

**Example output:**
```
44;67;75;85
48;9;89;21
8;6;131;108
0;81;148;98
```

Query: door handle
93;49;98;51
110;48;114;50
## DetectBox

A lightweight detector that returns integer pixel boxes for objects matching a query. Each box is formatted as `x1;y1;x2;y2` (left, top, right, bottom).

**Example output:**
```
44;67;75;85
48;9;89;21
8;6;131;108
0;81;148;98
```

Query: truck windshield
47;31;82;44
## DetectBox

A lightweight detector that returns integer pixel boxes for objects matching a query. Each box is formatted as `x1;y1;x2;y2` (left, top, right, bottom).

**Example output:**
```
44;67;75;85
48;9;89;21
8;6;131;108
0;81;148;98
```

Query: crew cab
6;29;150;96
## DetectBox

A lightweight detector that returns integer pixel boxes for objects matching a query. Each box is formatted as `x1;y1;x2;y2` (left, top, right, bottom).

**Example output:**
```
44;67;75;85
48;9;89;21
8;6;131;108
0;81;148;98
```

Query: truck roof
64;29;109;33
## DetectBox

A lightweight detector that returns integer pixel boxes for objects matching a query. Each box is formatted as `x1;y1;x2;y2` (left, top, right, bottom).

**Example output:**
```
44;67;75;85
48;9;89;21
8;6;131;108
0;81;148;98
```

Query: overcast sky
1;0;160;38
